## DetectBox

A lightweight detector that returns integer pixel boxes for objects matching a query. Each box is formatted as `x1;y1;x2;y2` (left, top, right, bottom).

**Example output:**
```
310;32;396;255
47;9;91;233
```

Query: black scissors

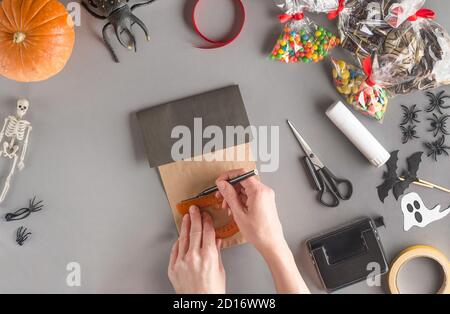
287;120;353;207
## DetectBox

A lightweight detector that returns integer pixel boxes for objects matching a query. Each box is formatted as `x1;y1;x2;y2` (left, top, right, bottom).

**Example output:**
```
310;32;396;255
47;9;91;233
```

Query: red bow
407;8;436;21
363;57;376;87
327;0;345;20
278;12;304;23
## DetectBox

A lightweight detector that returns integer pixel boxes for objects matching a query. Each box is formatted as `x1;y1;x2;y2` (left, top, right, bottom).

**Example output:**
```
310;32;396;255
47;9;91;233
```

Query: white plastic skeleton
0;99;32;203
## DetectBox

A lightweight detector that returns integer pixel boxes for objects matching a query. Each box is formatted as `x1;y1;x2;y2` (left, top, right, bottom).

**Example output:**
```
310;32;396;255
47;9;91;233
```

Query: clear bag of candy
337;0;426;63
269;0;340;63
372;9;450;94
332;58;389;121
383;0;427;28
294;0;424;20
289;0;340;13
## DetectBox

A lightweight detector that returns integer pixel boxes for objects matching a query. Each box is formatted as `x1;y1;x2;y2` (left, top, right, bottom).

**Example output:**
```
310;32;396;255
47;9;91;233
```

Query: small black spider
400;125;419;144
424;135;450;161
427;113;450;137
400;104;421;125
425;90;450;114
5;197;44;221
16;226;31;246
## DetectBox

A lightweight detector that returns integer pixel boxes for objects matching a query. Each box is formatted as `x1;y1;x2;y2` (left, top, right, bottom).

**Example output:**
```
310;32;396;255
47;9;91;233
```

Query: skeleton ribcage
5;117;29;141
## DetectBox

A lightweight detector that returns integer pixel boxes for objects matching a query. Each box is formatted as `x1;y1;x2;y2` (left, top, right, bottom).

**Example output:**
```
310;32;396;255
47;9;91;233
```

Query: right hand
215;169;285;253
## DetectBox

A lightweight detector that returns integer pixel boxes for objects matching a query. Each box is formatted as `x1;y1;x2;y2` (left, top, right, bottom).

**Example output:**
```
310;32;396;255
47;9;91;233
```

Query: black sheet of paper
136;85;251;168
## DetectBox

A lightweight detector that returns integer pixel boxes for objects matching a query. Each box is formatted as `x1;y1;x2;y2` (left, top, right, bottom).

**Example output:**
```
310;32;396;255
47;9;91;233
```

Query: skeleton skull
17;99;29;118
401;192;450;231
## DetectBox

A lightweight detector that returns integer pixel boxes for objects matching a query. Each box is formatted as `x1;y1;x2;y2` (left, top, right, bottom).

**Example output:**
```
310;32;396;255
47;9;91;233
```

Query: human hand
215;169;285;255
168;206;226;294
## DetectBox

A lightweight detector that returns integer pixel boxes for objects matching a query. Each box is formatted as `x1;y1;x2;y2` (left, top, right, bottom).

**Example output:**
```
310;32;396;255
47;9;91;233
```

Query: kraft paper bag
136;86;255;248
158;143;256;248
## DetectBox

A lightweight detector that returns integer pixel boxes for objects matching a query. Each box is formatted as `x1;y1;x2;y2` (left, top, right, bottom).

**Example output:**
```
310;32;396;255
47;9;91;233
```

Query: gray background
0;0;449;294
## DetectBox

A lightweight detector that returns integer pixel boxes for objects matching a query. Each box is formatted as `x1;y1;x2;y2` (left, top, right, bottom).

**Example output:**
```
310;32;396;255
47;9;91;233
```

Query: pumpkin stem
13;32;26;44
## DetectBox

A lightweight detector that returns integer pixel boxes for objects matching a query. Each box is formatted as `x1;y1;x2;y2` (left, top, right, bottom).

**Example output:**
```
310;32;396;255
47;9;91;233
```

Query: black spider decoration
424;135;450;161
81;0;157;63
427;113;450;137
16;227;31;246
400;125;419;144
425;91;450;114
5;197;44;222
400;104;421;125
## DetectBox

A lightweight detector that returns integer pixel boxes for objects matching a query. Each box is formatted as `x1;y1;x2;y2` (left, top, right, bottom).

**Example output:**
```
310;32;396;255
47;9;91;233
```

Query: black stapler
307;217;388;292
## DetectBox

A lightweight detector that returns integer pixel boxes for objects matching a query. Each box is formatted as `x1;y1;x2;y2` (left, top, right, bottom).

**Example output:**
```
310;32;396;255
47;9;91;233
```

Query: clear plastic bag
281;0;340;13
337;0;426;63
383;0;427;28
332;58;389;121
295;0;424;20
372;11;450;94
269;0;339;63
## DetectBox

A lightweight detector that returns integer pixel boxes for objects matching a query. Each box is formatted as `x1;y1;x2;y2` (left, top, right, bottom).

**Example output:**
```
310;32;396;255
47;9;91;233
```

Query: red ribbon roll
278;12;304;23
192;0;246;49
407;8;436;21
327;0;345;20
363;57;376;87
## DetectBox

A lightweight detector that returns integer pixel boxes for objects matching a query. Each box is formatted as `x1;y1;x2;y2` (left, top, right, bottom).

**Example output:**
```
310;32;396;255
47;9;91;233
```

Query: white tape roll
326;101;391;168
388;245;450;294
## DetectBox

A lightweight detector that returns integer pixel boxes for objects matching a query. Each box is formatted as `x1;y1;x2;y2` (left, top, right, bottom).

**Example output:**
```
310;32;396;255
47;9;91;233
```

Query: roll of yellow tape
388;245;450;294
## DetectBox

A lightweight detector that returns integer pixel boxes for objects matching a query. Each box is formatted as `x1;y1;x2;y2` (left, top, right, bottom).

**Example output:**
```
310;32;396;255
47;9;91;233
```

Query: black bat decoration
393;152;423;200
377;150;399;203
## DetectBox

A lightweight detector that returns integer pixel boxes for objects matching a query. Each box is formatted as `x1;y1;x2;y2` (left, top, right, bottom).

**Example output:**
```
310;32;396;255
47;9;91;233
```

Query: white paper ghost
401;192;450;231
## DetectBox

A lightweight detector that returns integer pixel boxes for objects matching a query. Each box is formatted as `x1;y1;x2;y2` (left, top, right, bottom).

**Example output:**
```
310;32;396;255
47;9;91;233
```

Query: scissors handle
303;156;353;207
319;167;353;204
317;170;340;207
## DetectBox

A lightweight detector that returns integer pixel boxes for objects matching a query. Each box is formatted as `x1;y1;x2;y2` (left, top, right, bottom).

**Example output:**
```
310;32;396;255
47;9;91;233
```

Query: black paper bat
393;152;423;200
377;150;399;203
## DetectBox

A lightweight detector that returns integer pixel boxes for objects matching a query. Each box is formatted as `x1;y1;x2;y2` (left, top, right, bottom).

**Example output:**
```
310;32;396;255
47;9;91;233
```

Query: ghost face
401;192;450;231
17;99;29;118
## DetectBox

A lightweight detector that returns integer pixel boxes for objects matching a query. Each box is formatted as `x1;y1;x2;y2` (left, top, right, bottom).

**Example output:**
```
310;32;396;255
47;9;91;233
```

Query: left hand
168;206;226;294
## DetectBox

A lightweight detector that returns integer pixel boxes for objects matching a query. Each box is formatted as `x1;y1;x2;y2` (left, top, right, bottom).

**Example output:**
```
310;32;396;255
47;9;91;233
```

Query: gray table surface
0;0;449;294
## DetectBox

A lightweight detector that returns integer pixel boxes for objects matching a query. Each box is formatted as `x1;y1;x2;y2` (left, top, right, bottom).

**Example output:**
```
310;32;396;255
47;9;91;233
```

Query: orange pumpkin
0;0;75;82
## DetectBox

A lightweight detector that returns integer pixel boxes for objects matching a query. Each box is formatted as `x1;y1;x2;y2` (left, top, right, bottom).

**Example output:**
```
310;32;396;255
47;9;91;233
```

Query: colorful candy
332;59;388;121
270;24;339;64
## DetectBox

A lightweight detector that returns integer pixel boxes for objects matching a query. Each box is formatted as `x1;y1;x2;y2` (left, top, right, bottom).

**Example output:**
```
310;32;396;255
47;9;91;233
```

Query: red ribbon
407;8;436;21
192;0;246;49
363;57;376;87
327;0;345;20
278;12;304;23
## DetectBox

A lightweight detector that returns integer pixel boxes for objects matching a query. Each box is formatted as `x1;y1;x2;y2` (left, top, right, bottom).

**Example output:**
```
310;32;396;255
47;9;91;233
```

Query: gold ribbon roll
388;245;450;294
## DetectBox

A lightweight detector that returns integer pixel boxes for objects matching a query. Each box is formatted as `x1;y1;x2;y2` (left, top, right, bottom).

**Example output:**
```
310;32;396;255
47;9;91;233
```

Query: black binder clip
307;216;388;292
